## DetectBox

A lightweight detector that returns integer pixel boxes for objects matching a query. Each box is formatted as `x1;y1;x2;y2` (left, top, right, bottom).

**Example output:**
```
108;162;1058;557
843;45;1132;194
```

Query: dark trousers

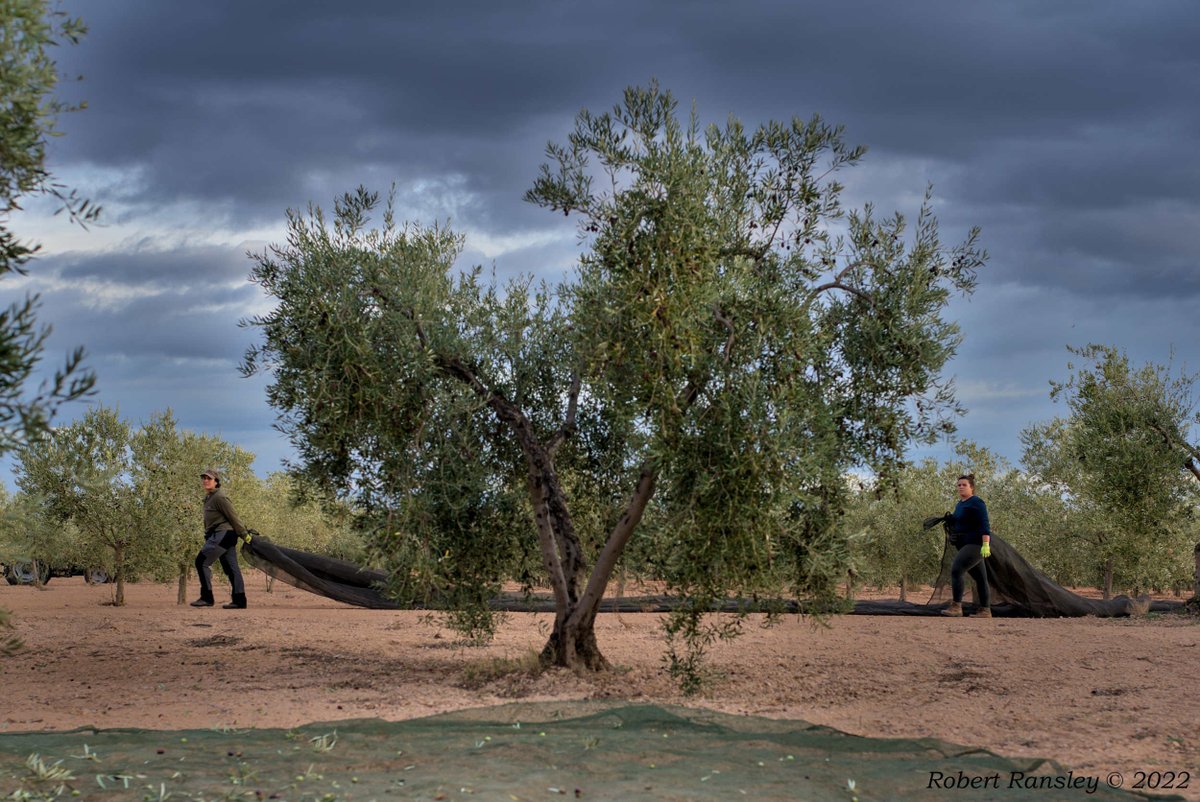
951;544;990;608
195;534;245;600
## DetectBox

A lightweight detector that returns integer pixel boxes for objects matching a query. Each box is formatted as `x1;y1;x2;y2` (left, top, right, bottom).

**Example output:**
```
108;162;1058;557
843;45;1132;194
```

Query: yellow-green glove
980;542;991;558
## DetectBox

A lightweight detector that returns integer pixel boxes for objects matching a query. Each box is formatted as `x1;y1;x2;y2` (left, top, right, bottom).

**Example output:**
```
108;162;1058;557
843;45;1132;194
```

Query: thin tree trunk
899;574;907;603
114;545;126;607
1102;559;1113;601
177;566;188;605
1193;541;1200;599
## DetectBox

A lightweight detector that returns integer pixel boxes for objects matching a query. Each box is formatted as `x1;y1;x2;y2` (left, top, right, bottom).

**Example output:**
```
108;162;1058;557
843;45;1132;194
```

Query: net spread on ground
1;703;1180;801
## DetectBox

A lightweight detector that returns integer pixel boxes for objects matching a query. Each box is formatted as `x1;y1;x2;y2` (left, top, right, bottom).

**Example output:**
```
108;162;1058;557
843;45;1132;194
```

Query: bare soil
2;578;1197;797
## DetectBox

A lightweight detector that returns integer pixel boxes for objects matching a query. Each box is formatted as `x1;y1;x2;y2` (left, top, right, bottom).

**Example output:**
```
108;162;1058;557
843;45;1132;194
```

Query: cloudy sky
5;0;1198;487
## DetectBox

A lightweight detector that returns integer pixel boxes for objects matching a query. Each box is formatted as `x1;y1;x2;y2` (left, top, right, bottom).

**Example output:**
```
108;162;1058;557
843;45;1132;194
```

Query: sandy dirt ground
2;578;1197;798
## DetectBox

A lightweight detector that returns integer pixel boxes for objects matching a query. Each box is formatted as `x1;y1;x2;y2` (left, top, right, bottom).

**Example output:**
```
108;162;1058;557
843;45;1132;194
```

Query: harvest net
0;703;1178;801
242;532;1186;618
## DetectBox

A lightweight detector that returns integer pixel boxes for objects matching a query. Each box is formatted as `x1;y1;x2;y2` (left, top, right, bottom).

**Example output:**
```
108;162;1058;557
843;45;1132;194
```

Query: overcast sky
4;0;1198;488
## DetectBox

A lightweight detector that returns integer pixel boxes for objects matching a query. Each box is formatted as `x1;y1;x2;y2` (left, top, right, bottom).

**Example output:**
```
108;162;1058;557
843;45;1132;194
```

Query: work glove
980;541;991;559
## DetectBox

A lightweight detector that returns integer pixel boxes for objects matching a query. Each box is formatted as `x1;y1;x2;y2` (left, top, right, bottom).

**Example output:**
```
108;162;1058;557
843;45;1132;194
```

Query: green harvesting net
0;703;1180;801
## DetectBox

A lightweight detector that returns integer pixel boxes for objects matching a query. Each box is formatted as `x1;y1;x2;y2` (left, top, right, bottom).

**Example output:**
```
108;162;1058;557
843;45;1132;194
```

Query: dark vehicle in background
2;559;110;585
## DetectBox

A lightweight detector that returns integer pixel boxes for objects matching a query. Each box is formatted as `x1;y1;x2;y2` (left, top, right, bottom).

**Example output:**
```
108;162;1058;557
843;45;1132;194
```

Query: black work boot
190;591;215;608
222;592;247;609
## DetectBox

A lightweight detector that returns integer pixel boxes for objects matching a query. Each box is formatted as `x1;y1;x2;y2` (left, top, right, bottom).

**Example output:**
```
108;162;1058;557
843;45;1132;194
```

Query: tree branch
1146;420;1200;483
548;372;582;455
711;304;735;363
434;351;580;613
807;261;874;306
570;465;658;626
718;245;769;262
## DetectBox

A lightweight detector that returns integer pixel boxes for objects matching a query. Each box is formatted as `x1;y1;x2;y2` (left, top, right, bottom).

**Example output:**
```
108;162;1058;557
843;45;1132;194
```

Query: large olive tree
244;84;985;671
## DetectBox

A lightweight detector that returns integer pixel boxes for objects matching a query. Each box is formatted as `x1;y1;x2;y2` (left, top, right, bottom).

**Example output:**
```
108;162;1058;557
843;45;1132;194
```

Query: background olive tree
844;459;947;601
1021;345;1198;598
130;410;257;603
15;406;144;604
12;407;261;605
842;442;1071;598
244;84;986;677
0;489;93;583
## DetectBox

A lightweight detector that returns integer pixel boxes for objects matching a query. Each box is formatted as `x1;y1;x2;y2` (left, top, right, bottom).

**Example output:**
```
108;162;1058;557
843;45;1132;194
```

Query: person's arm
978;498;991;557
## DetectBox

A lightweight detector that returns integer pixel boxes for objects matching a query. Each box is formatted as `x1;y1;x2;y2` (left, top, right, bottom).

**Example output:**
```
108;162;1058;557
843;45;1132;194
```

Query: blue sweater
949;496;991;546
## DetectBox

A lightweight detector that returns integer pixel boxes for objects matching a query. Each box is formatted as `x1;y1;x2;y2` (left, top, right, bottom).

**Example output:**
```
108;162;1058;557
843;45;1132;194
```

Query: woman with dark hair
943;473;992;618
192;468;249;609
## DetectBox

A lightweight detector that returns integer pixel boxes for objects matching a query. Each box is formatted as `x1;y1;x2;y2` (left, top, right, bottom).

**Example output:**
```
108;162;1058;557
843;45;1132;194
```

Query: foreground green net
0;703;1181;801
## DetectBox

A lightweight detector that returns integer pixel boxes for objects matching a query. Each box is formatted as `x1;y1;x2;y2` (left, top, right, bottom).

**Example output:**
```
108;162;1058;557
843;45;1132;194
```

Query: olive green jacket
203;488;247;537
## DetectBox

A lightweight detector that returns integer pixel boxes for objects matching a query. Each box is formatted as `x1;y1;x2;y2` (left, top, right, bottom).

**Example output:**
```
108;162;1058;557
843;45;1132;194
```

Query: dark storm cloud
47;1;1200;274
5;0;1196;482
48;1;628;225
52;241;252;285
31;246;261;364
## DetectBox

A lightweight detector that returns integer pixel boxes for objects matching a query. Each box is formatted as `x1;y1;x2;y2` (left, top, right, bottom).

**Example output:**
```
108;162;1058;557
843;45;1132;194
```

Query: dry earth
2;578;1197;798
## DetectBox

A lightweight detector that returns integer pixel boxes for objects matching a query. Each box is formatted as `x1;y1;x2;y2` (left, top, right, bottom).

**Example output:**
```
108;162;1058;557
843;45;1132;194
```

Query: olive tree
845;460;947;600
244;84;985;672
15;406;142;604
0;490;93;583
1;0;97;452
130;410;256;603
1;0;97;646
12;407;258;605
844;441;1071;600
240;472;361;560
1021;345;1199;597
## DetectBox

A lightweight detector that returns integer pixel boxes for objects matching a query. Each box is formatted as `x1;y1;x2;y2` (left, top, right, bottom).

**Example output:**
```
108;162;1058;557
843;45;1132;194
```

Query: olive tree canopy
244;84;985;671
1022;345;1199;596
0;0;97;452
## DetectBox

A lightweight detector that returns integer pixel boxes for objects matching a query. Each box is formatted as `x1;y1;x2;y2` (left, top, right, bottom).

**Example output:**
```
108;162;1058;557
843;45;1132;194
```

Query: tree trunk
539;611;609;671
899;574;907;603
538;468;658;670
177;566;188;605
1102;559;1113;601
1193;541;1200;599
441;354;657;672
114;545;126;607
